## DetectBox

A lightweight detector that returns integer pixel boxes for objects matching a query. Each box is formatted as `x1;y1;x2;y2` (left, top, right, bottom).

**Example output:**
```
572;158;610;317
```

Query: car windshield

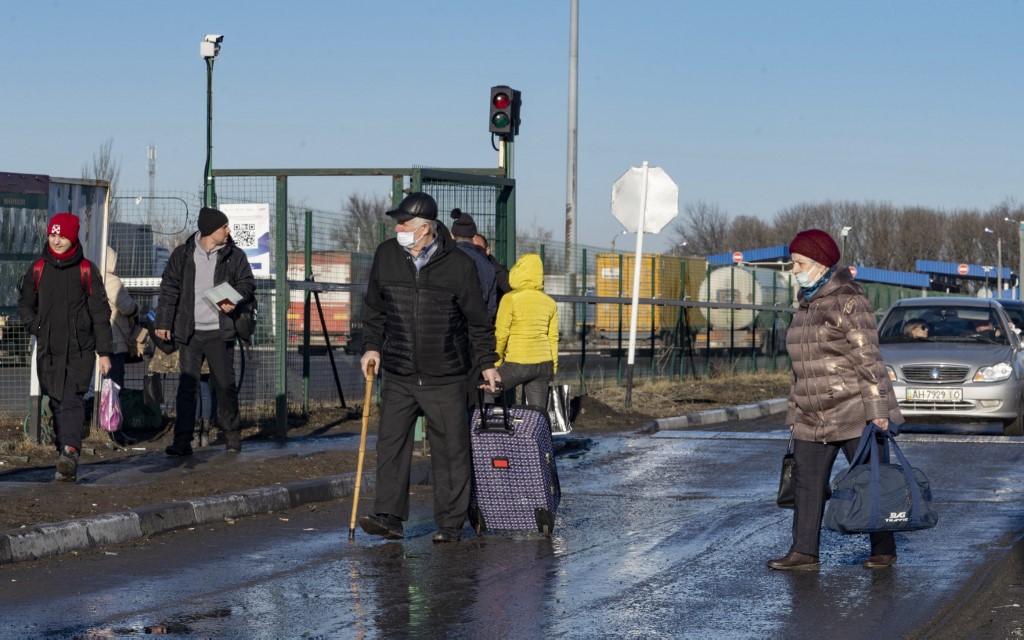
878;305;1010;345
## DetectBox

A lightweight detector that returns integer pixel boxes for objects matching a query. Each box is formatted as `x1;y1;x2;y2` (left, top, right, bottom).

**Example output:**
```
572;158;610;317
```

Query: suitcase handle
475;385;513;434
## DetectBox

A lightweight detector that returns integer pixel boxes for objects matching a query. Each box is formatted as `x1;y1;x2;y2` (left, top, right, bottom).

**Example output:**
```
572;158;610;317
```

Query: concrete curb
0;461;431;565
637;397;788;434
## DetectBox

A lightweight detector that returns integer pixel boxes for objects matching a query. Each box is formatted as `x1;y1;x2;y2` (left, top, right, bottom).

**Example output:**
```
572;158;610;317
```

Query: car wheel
1003;393;1024;436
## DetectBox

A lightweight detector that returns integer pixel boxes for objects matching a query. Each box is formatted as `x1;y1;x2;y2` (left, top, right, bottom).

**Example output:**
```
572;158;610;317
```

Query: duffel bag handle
836;424;929;530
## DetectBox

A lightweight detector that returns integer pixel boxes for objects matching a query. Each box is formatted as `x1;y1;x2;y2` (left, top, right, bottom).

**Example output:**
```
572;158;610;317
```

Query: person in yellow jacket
493;254;559;407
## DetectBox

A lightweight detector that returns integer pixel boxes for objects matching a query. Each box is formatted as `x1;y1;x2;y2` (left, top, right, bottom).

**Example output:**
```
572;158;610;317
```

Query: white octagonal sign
611;165;679;234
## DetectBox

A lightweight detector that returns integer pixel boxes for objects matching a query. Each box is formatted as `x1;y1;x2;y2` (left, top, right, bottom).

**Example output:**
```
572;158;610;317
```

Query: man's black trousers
373;373;470;530
173;330;240;445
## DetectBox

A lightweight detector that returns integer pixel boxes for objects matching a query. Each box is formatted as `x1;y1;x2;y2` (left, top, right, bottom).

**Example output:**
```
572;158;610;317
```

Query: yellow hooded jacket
495;254;559;373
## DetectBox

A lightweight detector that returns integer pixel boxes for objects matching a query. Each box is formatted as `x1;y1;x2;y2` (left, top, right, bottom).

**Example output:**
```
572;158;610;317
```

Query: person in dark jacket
473;233;512;302
358;192;501;544
767;229;903;572
450;208;496;320
155;207;255;456
18;213;113;482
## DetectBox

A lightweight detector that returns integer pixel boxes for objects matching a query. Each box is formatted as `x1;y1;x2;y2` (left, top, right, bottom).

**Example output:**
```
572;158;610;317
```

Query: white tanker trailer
691;265;797;353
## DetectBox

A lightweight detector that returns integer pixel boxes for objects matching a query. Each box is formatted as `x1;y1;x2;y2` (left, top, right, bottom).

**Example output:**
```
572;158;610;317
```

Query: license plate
906;387;963;402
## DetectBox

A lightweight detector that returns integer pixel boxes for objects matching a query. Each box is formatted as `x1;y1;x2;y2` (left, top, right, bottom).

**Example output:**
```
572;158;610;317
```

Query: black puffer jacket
155;233;256;344
363;224;497;384
17;245;113;401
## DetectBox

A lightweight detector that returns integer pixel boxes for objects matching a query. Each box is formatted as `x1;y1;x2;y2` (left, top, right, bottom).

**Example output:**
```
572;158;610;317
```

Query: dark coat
17;245;113;401
155;233;256;344
363;224;497;385
456;240;497;319
785;268;903;443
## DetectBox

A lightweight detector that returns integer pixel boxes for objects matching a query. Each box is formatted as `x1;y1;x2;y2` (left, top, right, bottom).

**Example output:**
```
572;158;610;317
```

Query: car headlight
885;364;898;382
974;362;1014;382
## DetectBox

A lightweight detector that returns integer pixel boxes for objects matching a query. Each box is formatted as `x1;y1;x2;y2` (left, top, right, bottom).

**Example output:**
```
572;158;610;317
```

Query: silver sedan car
877;297;1024;435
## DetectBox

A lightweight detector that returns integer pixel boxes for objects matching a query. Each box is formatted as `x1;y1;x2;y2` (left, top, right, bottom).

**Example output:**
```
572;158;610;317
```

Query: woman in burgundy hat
767;228;903;571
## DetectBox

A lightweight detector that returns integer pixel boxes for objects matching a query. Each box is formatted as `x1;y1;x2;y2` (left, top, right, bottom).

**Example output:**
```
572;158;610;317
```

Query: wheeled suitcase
468;393;561;536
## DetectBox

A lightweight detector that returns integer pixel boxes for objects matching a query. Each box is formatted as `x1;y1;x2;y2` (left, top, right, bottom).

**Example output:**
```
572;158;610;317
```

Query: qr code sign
232;223;256;248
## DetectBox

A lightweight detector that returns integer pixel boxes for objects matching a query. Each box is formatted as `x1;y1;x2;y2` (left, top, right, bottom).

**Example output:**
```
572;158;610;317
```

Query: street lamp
840;226;853;264
984;227;1003;297
1005;216;1023;300
610;230;626;251
201;34;223;208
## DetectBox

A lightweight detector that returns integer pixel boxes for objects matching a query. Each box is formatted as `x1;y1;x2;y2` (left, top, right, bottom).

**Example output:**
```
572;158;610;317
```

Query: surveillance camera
204;34;224;43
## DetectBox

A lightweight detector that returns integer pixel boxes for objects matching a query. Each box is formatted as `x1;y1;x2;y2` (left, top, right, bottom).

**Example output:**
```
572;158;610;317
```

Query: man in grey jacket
155;207;255;456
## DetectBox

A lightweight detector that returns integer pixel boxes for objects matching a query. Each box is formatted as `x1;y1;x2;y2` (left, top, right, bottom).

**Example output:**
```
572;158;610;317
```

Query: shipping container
286;251;372;351
594;253;705;338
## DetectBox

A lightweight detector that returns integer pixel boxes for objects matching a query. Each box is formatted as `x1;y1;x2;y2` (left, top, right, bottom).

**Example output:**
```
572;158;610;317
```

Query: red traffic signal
489;85;521;138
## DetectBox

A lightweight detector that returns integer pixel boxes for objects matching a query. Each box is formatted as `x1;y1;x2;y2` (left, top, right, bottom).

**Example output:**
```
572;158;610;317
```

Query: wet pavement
2;426;1023;638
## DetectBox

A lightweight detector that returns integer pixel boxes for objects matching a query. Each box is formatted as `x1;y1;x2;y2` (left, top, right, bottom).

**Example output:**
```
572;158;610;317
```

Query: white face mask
396;227;420;248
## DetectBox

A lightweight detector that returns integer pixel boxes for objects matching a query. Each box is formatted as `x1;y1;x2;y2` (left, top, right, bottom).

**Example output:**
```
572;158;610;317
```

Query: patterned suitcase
468;395;561;536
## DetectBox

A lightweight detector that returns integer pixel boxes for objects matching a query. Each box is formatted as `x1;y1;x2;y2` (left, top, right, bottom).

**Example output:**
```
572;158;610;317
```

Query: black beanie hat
450;208;478;238
198;206;229;237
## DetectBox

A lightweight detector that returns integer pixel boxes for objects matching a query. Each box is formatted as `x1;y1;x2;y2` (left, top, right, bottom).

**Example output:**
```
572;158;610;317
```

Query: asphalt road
2;421;1023;638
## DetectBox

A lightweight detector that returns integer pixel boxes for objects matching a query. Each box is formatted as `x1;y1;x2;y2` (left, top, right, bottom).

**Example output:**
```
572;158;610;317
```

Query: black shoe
767;551;820;571
225;431;241;453
432;527;463;543
358;514;404;540
165;442;193;457
55;446;79;482
863;554;897;569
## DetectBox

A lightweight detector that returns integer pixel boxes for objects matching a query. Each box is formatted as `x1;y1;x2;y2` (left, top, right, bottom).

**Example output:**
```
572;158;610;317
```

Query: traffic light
489;85;521;139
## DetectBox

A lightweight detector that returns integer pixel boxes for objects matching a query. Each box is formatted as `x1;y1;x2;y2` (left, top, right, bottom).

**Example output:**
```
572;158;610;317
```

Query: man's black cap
386;192;438;222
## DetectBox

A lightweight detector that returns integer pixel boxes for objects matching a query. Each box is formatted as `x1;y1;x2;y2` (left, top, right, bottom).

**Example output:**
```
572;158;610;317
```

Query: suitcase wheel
535;508;555;537
469;506;486;536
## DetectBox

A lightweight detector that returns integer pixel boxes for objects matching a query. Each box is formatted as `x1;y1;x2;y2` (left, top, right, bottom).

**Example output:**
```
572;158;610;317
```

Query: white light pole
840;226;853;264
985;227;1003;297
1006;216;1023;300
200;34;223;208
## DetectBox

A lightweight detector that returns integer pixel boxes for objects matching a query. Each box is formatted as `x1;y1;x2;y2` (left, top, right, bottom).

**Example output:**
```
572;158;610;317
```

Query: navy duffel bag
824;424;938;534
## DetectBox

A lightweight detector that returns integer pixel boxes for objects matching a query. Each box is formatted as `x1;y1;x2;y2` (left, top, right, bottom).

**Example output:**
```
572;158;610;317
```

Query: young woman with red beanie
767;228;904;571
17;213;113;482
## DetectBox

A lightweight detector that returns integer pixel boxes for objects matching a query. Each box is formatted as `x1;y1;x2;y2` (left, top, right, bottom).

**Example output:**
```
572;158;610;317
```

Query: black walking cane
349;362;375;540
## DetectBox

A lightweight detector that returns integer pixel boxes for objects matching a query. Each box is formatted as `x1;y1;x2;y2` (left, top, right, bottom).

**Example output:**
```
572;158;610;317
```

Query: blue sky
4;1;1023;253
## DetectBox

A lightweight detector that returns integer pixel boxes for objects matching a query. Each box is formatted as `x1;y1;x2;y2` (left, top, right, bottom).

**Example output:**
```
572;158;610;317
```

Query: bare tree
896;207;945;271
82;138;121;222
329;193;390;254
516;222;554;262
668;200;729;256
725;215;777;252
854;202;902;269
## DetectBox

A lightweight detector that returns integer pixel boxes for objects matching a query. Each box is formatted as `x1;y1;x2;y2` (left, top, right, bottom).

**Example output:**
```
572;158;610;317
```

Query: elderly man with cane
357;192;500;544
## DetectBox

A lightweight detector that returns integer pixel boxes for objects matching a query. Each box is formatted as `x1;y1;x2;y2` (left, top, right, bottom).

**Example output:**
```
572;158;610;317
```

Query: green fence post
302;209;312;417
704;262;712;376
617;253;623;386
274;175;289;438
650;255;656;381
579;248;587;390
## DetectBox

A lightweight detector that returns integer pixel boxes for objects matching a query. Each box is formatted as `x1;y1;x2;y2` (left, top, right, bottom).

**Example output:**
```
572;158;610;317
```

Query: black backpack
234;298;257;344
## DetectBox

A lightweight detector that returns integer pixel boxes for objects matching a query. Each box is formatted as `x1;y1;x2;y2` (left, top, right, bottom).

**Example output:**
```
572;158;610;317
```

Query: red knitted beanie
788;229;840;267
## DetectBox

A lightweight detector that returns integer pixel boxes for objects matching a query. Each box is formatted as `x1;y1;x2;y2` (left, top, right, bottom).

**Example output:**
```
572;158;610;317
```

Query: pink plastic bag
99;378;122;433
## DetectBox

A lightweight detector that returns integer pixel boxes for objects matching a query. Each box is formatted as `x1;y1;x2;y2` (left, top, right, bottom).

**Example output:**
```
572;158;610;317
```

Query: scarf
800;265;837;301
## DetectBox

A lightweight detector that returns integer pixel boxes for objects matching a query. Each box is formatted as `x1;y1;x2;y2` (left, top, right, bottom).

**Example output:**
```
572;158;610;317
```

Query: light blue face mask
794;270;816;287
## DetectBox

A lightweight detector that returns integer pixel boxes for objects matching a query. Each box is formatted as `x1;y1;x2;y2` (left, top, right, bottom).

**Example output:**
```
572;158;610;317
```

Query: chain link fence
0;173;801;432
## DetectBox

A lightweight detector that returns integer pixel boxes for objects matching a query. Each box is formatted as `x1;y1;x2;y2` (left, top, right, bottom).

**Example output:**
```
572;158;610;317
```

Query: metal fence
0;176;801;431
